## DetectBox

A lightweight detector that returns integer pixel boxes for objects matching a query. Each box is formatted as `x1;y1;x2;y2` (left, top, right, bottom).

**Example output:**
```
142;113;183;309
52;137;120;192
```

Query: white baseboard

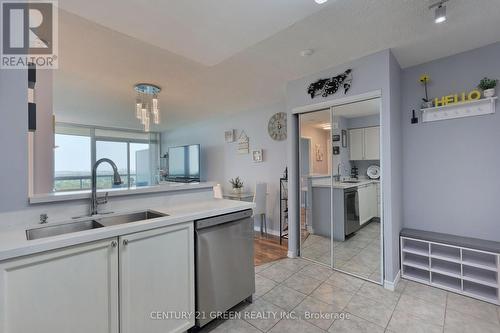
384;270;401;291
253;226;280;237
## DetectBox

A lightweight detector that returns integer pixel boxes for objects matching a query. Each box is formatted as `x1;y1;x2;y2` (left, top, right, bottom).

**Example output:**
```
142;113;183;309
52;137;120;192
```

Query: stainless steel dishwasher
194;209;255;328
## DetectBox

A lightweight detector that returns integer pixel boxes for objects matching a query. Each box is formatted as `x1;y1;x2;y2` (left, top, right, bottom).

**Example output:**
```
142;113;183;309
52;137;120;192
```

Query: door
299;109;332;267
119;222;195;333
331;97;383;284
364;126;380;160
0;239;119;333
349;128;364;160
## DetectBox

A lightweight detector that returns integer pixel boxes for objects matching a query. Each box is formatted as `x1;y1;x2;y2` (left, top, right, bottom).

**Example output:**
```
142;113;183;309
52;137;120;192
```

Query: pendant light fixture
134;83;161;132
429;0;449;24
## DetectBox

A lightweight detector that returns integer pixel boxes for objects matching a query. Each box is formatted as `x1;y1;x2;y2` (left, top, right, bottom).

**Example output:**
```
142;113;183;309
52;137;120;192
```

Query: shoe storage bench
400;228;500;305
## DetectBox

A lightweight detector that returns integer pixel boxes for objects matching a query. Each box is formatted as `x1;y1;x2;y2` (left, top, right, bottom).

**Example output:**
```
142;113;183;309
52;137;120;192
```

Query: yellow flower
419;74;430;84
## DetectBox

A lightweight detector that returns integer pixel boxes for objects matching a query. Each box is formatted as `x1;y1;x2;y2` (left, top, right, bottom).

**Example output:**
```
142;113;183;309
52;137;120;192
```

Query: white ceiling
53;0;500;131
57;0;328;66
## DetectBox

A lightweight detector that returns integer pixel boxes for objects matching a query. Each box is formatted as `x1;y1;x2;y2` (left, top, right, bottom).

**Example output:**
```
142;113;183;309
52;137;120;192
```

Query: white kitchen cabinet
364;127;380;160
349;126;380;161
119;222;195;333
349;128;364;160
358;183;378;225
0;239;119;333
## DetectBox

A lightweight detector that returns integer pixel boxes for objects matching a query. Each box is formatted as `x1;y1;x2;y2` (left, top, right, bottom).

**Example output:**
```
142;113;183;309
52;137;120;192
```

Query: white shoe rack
400;236;500;305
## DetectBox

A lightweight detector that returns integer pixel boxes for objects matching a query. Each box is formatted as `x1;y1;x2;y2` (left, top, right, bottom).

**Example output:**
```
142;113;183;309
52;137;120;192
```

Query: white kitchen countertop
0;199;254;261
29;182;215;204
311;178;379;189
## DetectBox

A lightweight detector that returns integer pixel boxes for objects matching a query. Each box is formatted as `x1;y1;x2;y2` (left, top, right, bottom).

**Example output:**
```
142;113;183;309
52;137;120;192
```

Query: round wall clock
268;112;287;141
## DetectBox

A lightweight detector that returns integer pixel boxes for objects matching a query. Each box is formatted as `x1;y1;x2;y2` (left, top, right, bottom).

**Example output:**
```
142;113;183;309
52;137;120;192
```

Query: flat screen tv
167;144;200;182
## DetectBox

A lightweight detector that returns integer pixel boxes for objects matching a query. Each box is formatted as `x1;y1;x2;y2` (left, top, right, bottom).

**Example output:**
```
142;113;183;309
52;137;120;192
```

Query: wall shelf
421;97;497;123
400;233;500;305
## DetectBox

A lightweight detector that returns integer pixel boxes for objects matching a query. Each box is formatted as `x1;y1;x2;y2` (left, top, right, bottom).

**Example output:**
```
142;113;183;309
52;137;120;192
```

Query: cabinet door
349;128;364;160
358;185;370;225
119;222;195;333
0;239;119;333
368;183;378;219
364;126;380;160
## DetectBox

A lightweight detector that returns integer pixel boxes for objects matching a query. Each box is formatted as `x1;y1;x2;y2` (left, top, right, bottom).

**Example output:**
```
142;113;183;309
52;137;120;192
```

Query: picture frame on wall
341;129;348;148
225;130;235;143
332;134;340;142
252;149;263;163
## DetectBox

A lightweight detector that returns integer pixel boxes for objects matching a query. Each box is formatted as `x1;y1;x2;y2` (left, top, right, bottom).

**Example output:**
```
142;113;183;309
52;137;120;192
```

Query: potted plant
419;74;433;108
478;77;498;98
229;177;244;194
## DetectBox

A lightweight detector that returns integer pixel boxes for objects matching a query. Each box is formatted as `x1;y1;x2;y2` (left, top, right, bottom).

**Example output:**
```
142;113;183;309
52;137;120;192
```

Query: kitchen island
309;176;379;241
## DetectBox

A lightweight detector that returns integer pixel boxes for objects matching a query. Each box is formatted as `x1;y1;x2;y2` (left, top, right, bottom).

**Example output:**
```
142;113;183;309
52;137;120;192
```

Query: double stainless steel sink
26;210;167;241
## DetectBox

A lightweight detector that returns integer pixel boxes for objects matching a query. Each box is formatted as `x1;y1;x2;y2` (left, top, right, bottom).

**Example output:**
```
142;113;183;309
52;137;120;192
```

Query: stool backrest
253;183;267;215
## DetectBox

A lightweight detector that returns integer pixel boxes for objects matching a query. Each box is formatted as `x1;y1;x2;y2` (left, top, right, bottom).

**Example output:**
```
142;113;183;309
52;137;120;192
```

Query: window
54;124;159;192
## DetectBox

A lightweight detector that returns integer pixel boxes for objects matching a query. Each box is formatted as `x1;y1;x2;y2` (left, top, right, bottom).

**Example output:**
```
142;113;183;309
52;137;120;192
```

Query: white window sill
29;182;215;204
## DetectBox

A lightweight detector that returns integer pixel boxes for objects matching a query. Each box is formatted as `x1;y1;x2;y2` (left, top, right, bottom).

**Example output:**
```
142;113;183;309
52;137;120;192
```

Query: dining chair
254;183;267;235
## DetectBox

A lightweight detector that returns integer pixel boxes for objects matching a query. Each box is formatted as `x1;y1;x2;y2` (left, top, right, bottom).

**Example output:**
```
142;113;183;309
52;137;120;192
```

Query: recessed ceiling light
315;0;328;4
301;49;314;57
430;0;449;24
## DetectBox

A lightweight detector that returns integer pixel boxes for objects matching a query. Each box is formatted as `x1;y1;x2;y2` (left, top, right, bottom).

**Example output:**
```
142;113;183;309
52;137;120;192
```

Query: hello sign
434;90;482;107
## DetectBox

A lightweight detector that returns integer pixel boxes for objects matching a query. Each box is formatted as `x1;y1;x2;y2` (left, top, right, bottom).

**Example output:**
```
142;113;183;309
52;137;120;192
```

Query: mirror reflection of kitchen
299;98;383;285
299;109;332;267
332;98;382;284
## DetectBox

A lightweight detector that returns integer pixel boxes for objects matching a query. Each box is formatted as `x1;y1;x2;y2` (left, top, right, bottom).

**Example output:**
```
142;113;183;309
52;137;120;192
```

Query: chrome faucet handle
96;192;109;205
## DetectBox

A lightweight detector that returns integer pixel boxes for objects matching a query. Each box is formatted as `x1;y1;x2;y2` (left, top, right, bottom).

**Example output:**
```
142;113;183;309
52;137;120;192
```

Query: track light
430;0;449;24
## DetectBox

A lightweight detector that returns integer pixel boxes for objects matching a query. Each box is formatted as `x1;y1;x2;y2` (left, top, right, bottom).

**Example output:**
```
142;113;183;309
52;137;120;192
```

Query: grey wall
161;102;287;233
402;42;500;242
0;69;28;212
286;49;403;283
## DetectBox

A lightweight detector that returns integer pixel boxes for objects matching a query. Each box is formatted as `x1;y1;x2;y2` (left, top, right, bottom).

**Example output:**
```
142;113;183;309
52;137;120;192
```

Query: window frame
54;123;159;192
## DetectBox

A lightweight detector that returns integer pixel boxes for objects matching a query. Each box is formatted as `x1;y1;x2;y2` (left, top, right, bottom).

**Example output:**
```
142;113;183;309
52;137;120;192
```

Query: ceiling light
300;49;314;57
134;83;161;132
320;123;332;130
430;0;449;24
314;0;328;4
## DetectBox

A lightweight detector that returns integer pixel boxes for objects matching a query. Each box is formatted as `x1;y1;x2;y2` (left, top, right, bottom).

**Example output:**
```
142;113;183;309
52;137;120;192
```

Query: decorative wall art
315;144;323;161
225;130;235;143
332;134;340;142
341;130;348;148
307;69;352;99
237;131;250;154
268;112;287;141
252;149;263;163
333;146;340;155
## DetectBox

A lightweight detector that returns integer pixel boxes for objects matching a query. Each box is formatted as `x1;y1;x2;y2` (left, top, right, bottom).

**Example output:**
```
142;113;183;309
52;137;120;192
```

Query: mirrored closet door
298;98;383;285
299;109;333;267
331;98;383;284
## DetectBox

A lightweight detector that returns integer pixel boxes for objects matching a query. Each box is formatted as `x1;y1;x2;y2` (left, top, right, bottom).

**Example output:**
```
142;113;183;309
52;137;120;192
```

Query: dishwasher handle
195;209;253;230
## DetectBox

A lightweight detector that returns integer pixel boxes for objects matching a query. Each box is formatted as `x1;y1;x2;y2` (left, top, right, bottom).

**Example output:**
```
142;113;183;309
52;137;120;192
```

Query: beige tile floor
202;257;500;333
301;221;382;282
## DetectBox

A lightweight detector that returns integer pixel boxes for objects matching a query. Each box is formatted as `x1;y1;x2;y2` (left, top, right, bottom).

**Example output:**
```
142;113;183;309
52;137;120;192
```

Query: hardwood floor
254;232;288;266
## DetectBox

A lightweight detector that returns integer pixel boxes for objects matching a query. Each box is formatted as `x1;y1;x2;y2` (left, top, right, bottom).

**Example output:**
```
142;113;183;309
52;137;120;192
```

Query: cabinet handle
123;239;129;246
110;240;117;248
